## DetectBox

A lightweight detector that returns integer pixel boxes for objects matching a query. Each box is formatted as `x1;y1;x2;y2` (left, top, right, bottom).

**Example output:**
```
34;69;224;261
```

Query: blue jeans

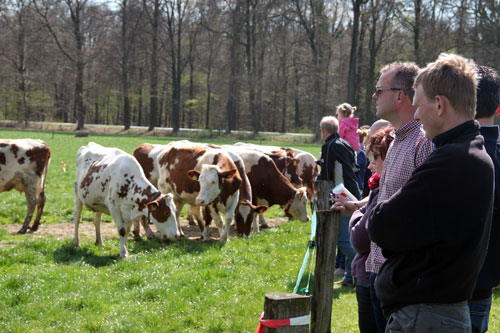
338;216;356;282
468;296;492;333
386;302;471;332
370;273;387;333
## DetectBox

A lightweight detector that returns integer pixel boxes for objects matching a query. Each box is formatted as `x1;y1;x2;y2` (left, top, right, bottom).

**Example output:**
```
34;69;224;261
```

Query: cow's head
188;165;238;206
146;193;179;240
234;201;268;237
286;187;309;222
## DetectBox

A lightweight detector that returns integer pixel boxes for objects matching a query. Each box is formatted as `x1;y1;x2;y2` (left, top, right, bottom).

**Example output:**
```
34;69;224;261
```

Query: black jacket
368;120;494;316
317;133;361;199
472;126;500;300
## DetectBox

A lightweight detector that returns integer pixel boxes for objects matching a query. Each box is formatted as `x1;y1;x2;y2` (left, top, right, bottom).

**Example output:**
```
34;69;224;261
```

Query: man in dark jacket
368;53;494;331
468;65;500;332
317;116;360;286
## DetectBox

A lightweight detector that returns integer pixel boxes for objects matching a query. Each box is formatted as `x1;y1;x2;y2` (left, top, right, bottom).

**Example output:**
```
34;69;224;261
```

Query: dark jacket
317;133;361;199
368;120;494;316
472;126;500;300
350;187;379;283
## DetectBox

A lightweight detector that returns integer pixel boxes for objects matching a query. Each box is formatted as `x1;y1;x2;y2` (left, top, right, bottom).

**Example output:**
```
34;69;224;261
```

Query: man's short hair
415;53;477;118
476;66;500;119
380;62;420;101
320;116;339;134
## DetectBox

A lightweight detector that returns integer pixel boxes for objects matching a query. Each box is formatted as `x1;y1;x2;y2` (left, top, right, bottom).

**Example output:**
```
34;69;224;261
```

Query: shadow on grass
287;274;356;299
53;242;119;267
53;236;224;267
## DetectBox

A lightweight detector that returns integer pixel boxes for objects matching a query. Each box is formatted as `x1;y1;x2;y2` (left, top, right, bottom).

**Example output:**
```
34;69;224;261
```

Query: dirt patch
1;216;290;242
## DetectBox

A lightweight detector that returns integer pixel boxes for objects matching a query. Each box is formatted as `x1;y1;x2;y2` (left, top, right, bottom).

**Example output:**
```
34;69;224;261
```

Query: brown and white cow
156;141;242;243
234;142;302;186
235;142;318;202
134;142;267;239
73;142;179;258
0;139;51;234
224;145;309;231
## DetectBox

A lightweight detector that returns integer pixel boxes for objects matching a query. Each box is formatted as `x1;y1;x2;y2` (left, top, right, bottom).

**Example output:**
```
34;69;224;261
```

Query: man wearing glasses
368;53;494;331
365;62;434;332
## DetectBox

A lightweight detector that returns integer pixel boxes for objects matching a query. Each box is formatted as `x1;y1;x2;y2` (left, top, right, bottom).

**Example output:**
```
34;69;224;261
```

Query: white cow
73;142;179;258
0;139;51;234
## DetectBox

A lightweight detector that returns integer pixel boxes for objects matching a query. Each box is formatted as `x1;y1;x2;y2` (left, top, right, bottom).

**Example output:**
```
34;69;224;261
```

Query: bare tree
34;0;89;130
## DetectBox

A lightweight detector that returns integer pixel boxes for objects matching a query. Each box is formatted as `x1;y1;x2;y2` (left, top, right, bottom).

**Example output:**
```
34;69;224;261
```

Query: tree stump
310;180;339;332
75;130;89;137
262;292;311;332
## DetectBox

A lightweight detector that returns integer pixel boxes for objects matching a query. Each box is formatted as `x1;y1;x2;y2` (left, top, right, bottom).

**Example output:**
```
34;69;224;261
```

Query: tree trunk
347;0;364;104
148;0;160;131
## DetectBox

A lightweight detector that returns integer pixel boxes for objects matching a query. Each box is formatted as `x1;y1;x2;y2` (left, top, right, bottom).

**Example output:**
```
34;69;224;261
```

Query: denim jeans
356;281;378;333
370;273;387;333
386;302;471;332
338;215;356;282
468;296;492;333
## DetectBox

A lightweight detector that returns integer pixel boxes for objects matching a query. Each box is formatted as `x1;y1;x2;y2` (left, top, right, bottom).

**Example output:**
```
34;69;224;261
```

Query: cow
0;139;51;234
223;145;309;232
235;142;318;202
73;142;179;258
156;141;243;243
234;142;302;186
204;144;268;237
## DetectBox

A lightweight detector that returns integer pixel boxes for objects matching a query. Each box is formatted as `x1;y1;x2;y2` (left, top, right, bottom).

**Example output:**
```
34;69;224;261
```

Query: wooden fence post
310;180;339;332
262;292;311;332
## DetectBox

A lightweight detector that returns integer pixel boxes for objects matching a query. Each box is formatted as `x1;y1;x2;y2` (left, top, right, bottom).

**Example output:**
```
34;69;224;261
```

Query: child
336;103;360;151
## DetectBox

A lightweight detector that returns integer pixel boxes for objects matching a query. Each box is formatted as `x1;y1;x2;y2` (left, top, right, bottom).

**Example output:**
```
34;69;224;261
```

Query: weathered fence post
310;180;339;332
261;292;311;332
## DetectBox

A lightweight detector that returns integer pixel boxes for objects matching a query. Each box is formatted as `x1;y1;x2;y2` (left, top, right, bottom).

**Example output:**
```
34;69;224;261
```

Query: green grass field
0;128;498;332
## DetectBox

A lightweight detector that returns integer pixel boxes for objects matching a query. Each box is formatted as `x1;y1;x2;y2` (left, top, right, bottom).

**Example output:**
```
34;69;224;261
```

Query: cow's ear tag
293;161;298;166
192;175;198;181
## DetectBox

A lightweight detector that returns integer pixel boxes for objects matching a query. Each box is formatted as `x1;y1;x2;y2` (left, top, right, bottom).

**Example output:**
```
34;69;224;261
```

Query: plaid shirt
366;119;434;274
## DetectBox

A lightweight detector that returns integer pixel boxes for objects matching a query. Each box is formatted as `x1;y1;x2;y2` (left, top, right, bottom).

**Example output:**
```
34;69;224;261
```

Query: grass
0;128;498;332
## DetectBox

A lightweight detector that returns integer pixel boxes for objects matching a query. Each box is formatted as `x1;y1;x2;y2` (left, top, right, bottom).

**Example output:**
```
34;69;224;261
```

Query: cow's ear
296;191;304;200
187;170;200;181
292;158;300;166
146;201;159;211
221;169;237;179
255;205;268;214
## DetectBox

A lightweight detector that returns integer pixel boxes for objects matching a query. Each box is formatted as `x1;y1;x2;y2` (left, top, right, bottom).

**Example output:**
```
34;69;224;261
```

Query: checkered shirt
365;119;434;274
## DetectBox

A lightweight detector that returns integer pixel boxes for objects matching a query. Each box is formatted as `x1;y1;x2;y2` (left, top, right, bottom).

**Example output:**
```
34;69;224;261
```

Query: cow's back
0;139;51;190
157;143;207;200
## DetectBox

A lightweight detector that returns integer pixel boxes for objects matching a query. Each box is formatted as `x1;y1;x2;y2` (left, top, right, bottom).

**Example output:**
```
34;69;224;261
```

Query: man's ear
435;95;446;117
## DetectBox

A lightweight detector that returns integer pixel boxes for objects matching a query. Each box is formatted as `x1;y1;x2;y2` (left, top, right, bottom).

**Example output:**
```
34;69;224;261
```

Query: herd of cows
0;139;319;257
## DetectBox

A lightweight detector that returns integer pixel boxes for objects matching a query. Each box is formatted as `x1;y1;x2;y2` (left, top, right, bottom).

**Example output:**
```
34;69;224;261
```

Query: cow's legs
110;208;129;258
174;199;185;237
132;218;141;239
30;190;46;232
132;216;156;240
18;181;38;234
256;199;269;229
93;212;103;246
190;205;209;241
73;197;83;247
208;205;226;243
252;212;260;233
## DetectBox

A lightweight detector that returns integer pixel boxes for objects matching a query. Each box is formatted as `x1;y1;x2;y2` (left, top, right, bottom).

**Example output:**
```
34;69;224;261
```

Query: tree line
0;0;498;138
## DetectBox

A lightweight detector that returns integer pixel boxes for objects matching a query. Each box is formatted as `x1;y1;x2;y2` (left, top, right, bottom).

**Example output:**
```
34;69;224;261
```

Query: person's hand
330;195;358;216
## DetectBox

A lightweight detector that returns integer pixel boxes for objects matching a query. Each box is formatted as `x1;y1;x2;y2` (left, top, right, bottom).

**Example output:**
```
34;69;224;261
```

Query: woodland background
0;0;498;139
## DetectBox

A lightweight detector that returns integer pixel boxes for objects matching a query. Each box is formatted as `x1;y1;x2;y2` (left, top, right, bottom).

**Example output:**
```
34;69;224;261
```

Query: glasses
374;87;404;97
